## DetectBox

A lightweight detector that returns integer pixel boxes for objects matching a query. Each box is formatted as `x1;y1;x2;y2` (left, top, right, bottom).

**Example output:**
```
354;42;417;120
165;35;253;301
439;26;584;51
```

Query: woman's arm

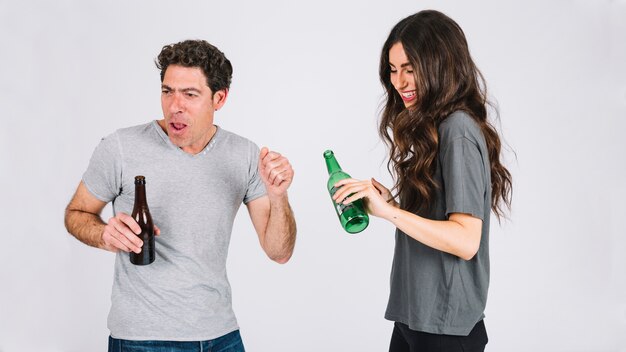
386;209;482;260
333;178;482;260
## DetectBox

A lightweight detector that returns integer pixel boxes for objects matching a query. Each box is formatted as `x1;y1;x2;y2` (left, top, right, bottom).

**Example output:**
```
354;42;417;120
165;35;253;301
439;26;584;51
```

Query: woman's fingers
371;178;387;193
333;178;357;188
343;191;367;205
332;182;366;203
333;181;376;204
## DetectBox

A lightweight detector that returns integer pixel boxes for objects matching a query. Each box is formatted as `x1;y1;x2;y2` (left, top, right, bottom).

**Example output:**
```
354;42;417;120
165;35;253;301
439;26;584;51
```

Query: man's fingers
112;220;143;247
260;147;284;165
262;155;284;172
267;151;282;160
262;157;292;181
268;165;294;184
261;158;285;175
274;168;295;186
259;147;269;161
268;168;283;184
109;217;143;250
258;149;294;192
110;235;134;253
117;212;142;234
103;227;135;253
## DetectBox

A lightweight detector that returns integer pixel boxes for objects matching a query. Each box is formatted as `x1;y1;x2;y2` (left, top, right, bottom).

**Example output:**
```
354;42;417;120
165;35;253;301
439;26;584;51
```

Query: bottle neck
325;155;342;174
134;183;148;208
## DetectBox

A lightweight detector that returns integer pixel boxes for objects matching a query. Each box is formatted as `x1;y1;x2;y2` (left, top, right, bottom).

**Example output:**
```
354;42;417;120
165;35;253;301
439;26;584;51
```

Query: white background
1;0;625;351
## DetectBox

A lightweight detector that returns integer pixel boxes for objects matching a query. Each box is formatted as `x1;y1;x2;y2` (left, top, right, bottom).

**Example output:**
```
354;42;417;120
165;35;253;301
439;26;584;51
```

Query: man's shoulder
216;126;259;151
93;121;159;154
100;121;158;146
113;121;155;138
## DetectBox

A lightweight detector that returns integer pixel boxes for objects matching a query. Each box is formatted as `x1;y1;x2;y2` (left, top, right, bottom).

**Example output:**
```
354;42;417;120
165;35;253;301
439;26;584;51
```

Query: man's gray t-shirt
384;111;492;336
82;121;266;341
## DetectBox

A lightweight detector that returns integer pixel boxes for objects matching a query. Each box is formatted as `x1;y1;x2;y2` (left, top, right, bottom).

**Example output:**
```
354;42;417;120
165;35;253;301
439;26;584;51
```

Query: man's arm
64;181;144;253
246;147;297;264
247;195;296;264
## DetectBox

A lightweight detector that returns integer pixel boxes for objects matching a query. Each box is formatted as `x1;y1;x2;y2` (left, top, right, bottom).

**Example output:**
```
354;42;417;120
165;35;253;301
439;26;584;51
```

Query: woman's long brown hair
379;10;512;220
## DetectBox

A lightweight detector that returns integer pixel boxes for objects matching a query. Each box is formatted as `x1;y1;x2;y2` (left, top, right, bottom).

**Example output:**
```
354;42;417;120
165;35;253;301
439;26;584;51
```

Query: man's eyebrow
160;85;202;93
181;88;202;93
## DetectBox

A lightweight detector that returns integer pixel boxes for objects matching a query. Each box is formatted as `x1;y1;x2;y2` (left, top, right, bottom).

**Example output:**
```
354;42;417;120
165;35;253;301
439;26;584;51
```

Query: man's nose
169;93;184;113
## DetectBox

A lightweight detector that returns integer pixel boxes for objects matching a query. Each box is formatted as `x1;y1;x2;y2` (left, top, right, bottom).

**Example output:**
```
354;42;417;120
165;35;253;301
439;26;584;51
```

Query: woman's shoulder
438;111;483;143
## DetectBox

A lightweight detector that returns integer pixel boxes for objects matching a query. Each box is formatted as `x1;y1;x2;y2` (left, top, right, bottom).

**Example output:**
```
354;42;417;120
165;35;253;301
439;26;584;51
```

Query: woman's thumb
371;178;384;193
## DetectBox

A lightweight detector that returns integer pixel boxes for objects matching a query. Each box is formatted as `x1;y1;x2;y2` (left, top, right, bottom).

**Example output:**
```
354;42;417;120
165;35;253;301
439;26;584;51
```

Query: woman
332;10;512;352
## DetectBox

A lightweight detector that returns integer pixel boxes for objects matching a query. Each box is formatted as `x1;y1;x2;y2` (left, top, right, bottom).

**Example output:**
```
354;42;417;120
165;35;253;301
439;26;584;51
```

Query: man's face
160;64;227;154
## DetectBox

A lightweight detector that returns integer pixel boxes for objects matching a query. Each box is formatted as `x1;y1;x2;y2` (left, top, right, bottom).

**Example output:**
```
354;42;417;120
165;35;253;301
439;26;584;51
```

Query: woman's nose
392;73;406;90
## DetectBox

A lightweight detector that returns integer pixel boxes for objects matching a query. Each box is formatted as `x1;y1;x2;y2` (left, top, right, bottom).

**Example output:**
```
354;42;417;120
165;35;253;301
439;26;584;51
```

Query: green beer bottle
324;150;369;234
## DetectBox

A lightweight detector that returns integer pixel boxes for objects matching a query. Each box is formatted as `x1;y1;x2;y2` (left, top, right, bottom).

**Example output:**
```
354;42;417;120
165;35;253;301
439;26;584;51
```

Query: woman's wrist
381;202;401;222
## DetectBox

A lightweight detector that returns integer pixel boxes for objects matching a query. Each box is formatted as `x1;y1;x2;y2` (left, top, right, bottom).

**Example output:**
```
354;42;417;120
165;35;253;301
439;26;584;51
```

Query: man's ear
213;89;228;110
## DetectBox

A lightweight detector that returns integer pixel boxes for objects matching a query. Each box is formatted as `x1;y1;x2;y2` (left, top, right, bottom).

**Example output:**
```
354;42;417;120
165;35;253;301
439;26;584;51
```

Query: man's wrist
267;192;289;208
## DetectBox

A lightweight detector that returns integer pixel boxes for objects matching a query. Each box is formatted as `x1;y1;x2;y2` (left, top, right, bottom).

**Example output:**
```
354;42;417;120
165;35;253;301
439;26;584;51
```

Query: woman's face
389;42;417;107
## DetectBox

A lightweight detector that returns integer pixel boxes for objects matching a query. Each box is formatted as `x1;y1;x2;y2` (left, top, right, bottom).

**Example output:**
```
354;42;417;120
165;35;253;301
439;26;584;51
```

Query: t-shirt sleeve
440;136;486;221
243;142;267;204
81;133;123;203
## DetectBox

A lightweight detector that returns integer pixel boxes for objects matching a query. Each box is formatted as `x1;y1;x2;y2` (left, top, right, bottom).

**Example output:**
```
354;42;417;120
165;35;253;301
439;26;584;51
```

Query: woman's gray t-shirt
82;121;266;341
384;111;492;336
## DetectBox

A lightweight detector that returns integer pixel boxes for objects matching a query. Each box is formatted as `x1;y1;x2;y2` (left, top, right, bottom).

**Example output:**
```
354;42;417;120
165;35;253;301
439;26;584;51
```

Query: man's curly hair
155;40;232;94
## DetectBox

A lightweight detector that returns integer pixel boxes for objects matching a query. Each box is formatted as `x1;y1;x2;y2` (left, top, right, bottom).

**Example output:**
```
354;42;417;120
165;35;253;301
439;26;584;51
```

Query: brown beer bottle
130;175;155;265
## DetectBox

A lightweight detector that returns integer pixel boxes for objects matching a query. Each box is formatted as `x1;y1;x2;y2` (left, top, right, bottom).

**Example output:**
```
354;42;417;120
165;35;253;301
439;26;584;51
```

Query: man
64;39;297;351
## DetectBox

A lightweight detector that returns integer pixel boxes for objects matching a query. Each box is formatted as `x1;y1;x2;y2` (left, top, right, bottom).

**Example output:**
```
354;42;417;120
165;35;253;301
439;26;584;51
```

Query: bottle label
336;202;356;216
330;186;355;216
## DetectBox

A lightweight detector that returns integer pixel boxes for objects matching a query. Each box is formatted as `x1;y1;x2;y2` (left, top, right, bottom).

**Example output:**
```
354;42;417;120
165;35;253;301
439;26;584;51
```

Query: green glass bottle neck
325;154;342;174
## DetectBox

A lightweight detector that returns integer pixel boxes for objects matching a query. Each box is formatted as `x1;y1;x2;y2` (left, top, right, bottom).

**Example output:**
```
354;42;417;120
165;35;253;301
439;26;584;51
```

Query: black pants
389;320;488;352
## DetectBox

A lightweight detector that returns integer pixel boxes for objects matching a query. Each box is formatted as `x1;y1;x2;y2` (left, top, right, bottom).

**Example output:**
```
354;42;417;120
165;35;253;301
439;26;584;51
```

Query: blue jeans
108;330;245;352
